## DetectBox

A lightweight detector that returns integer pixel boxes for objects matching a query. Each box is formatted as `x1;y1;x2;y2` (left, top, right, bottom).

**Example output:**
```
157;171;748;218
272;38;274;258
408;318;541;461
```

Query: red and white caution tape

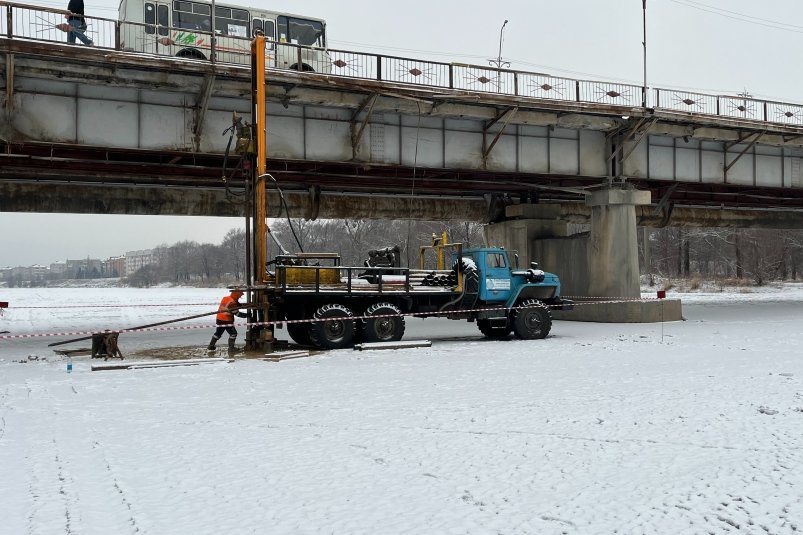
0;298;662;342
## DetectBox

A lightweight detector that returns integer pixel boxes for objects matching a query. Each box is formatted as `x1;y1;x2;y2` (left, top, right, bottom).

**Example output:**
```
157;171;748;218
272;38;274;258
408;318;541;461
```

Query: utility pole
642;0;647;107
210;0;216;63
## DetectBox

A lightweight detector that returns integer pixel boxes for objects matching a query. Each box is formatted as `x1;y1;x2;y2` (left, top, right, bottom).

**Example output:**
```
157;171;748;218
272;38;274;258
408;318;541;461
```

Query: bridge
2;2;802;315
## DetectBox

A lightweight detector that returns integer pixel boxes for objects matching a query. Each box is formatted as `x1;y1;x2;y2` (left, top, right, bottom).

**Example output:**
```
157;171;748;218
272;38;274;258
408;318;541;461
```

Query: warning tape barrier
5;303;213;309
561;295;663;301
0;297;666;342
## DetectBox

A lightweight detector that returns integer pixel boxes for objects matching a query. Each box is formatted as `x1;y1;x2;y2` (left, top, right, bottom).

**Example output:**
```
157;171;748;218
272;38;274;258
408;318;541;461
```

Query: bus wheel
363;302;405;343
290;63;315;72
512;300;552;340
176;48;206;60
309;303;355;349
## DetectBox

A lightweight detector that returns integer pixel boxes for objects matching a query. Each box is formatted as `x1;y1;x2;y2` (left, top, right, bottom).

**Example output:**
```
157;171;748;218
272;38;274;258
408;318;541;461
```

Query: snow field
0;287;802;533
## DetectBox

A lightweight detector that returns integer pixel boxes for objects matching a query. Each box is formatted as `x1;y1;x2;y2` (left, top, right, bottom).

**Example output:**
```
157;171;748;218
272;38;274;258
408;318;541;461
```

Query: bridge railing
653;87;803;127
5;2;803;128
2;2;117;48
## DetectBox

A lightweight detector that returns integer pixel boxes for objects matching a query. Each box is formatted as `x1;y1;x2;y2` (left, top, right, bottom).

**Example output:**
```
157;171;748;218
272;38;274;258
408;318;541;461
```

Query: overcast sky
3;0;803;266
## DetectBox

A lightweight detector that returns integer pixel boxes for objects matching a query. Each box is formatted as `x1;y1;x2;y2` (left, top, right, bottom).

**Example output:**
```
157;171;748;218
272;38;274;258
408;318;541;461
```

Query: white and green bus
118;0;330;72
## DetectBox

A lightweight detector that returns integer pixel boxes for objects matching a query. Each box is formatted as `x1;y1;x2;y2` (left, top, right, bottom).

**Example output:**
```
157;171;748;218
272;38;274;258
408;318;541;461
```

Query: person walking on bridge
208;290;248;351
65;0;93;46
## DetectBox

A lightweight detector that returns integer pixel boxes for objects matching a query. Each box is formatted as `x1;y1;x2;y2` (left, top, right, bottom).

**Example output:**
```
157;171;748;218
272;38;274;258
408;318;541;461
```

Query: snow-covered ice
1;285;802;534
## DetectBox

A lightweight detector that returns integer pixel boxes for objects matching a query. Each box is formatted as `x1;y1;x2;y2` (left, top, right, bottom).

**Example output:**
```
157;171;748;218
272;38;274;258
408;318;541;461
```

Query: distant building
49;260;67;277
31;264;48;278
103;256;126;277
63;258;102;279
11;266;33;279
125;249;157;276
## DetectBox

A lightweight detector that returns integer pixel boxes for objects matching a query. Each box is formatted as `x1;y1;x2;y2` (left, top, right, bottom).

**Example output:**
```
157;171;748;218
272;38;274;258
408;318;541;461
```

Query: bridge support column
585;188;651;298
484;190;682;322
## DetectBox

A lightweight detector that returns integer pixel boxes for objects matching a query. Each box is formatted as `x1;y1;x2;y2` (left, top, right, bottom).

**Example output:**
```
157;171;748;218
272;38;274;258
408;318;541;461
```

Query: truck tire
363;302;405;343
309;303;356;349
512;299;552;340
477;319;512;339
287;321;313;346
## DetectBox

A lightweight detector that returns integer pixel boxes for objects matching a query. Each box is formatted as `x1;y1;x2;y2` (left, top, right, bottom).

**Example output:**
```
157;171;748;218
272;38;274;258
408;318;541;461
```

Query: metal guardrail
3;1;803;128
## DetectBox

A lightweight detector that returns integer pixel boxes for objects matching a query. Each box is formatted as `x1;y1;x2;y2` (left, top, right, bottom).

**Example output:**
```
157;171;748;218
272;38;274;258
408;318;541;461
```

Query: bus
118;0;331;72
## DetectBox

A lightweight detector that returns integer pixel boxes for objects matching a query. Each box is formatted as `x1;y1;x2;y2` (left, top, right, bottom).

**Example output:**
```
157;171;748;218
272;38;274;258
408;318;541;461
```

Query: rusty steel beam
2;141;803;210
2;180;803;229
192;73;216;152
3;53;13;113
350;93;379;159
482;106;518;164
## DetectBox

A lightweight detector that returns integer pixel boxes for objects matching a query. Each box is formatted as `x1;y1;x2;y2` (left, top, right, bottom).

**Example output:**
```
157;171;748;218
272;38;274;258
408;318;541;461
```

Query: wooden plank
353;340;432;351
91;357;232;371
260;350;311;362
53;348;92;357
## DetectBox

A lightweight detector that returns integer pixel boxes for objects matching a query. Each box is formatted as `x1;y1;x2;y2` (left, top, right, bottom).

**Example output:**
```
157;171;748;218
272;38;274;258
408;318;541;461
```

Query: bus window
277;16;324;47
144;2;156;34
215;6;249;37
173;0;211;31
157;4;169;36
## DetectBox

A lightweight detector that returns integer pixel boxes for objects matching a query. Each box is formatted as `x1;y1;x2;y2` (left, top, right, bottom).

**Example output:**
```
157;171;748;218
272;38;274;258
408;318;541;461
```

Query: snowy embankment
0;285;802;534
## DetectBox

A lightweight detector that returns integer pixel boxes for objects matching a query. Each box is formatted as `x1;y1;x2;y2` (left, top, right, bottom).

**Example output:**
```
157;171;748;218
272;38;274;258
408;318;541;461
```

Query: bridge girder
2;41;803;226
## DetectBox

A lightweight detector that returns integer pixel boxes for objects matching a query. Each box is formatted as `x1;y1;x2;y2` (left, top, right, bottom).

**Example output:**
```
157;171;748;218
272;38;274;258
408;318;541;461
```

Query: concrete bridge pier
585;188;651;298
484;188;682;323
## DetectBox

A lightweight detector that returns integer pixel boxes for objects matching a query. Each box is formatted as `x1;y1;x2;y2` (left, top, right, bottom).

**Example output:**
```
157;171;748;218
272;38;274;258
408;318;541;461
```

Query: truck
262;234;570;349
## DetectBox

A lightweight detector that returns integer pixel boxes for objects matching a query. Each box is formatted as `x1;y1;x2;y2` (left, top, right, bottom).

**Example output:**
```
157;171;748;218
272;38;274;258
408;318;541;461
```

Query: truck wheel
287;321;313;346
512;299;552;340
477;319;512;339
309;303;356;349
363;302;405;343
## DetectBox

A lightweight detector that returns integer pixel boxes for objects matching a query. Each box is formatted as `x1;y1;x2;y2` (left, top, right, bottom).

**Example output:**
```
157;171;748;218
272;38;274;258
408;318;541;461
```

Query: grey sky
3;0;802;266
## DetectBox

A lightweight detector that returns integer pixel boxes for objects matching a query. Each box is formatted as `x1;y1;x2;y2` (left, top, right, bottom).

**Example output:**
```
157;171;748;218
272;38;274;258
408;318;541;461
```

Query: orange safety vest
216;295;239;322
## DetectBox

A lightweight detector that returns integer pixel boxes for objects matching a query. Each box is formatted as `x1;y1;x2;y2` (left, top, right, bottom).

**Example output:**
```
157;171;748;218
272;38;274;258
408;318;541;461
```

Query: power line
669;0;803;34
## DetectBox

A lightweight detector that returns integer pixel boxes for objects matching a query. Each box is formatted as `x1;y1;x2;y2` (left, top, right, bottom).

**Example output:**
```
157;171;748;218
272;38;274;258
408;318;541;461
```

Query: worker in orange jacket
208;290;248;350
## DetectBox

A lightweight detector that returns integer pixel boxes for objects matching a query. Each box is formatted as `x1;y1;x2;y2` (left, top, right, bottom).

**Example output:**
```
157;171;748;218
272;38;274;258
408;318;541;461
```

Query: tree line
125;220;803;287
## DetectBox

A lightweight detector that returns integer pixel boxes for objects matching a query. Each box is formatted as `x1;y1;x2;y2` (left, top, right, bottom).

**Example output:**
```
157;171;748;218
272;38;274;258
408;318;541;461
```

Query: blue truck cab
459;247;569;340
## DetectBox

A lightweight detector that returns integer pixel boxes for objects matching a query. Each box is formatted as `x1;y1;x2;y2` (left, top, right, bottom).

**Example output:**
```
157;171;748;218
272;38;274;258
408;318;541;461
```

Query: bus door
252;18;277;68
143;1;171;55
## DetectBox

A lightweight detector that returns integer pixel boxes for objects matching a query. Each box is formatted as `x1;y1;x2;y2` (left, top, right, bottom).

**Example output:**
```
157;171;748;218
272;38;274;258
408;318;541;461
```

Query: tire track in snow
87;434;143;533
22;380;79;535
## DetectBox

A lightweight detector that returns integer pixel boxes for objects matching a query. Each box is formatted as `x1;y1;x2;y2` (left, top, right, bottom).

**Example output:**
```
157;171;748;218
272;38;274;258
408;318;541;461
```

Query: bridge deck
2;4;803;216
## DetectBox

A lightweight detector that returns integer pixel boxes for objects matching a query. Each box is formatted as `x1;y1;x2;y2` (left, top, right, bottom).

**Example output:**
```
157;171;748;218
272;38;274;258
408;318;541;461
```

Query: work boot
228;337;237;351
207;337;219;351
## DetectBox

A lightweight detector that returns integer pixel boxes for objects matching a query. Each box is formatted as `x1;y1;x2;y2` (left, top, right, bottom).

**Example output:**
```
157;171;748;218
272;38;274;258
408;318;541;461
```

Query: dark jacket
67;0;85;21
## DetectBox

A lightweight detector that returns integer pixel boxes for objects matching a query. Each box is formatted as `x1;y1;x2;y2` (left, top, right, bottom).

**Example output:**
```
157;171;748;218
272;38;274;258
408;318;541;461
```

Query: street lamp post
488;20;510;91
